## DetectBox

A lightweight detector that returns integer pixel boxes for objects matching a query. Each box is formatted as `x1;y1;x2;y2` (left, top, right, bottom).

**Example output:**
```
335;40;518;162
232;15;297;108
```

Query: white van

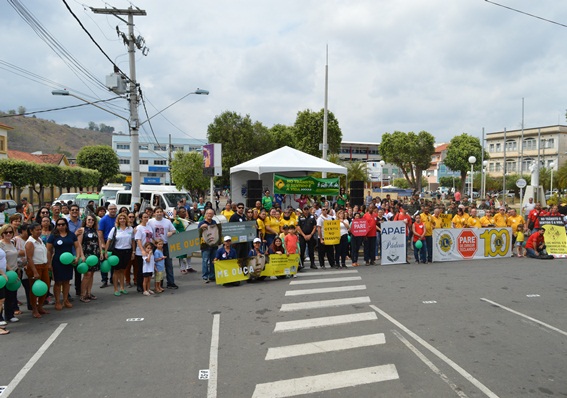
115;185;193;217
100;183;128;206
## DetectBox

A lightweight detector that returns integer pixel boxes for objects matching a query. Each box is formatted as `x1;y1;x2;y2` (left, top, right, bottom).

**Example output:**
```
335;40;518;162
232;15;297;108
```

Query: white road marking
274;312;377;332
265;333;386;360
207;314;220;398
370;305;500;398
285;285;367;296
280;296;371;312
289;276;362;285
126;317;144;321
3;323;67;398
422;300;438;304
525;294;540;298
251;364;399;398
298;270;359;277
480;298;567;337
392;329;469;398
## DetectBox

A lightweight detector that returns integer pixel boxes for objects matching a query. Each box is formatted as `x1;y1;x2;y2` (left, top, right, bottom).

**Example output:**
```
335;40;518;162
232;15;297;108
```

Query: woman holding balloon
24;222;50;318
77;215;105;303
0;224;21;323
46;218;83;311
106;213;134;297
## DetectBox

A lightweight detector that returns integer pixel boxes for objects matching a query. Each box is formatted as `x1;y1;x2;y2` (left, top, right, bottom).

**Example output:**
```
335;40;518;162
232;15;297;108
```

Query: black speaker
350;189;364;207
247;180;263;209
246;198;257;209
247;180;263;190
350;180;364;190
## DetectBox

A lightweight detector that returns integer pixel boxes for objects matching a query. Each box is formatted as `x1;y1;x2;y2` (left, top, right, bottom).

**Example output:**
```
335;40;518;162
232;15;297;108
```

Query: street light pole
379;160;385;195
482;160;488;199
550;162;555;194
468;156;476;199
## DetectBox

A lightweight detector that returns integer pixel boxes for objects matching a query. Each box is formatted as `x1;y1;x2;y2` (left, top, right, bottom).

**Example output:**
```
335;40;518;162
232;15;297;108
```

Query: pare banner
380;221;407;265
214;254;299;284
432;227;512;262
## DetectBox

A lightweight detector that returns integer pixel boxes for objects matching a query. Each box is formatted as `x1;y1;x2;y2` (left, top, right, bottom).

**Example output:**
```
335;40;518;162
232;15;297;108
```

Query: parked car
0;199;18;216
54;192;79;204
491;190;514;198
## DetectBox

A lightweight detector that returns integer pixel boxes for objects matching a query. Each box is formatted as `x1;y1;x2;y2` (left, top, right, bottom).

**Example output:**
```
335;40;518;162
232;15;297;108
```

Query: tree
76;145;119;188
439;176;459;189
379;131;435;192
170;151;209;194
393;178;411;189
292;109;342;157
207;111;269;186
17;106;26;115
443;134;485;193
268;124;296;150
346;161;369;187
99;124;115;134
0;159;33;200
556;162;567;190
87;122;99;131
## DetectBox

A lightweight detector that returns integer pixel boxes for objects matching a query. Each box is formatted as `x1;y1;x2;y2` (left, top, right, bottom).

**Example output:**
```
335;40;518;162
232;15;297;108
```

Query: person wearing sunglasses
46;218;83;311
24;223;50;318
0;225;20;324
77;216;105;302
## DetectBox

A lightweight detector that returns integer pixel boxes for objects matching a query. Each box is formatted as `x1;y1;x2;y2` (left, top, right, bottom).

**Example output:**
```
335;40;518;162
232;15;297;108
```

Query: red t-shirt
413;222;425;242
525;232;544;250
363;212;377;237
528;209;541;229
394;211;412;236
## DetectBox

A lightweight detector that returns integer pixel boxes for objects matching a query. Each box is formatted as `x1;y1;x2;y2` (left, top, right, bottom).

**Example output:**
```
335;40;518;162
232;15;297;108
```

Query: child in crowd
142;242;155;296
284;224;299;255
153;239;166;293
515;223;525;257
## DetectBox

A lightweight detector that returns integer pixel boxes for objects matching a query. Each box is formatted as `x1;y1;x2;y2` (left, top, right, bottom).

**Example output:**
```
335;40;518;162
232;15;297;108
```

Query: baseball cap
253;237;261;243
223;235;232;242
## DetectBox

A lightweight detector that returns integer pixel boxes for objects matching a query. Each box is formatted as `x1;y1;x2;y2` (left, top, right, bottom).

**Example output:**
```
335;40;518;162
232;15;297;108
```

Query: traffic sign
457;229;477;258
516;178;527;189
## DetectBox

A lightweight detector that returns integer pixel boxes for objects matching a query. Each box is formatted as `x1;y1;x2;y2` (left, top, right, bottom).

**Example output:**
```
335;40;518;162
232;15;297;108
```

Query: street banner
351;219;368;237
541;224;567;258
168;228;202;258
381;221;407;265
323;220;341;245
273;174;340;195
219;221;257;243
540;216;564;226
432;227;512;262
214;254;299;284
439;214;453;228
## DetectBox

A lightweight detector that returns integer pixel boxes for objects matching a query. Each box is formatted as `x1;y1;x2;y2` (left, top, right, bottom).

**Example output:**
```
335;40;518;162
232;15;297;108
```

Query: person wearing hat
297;205;317;269
215;236;237;261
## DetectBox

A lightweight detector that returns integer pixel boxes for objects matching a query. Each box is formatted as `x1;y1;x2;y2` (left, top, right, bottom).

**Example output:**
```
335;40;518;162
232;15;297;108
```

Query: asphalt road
1;256;566;398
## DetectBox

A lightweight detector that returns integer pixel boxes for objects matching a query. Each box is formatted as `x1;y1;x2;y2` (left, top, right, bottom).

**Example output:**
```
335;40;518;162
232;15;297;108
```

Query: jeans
299;236;316;267
364;236;377;263
414;241;427;263
376;233;381;257
425;235;433;262
351;236;362;263
317;240;335;268
136;255;144;292
163;243;175;286
334;234;349;266
202;247;216;280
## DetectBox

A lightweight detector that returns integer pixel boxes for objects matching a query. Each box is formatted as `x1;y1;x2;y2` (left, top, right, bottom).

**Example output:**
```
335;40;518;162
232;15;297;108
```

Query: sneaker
187;268;197;273
100;282;108;288
143;291;150;296
148;290;155;295
0;321;7;326
167;284;179;289
9;317;19;323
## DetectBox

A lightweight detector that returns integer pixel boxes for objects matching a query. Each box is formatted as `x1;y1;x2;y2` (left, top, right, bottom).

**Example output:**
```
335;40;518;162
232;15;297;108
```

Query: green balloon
86;255;99;267
347;235;351;243
106;251;113;257
0;275;6;289
415;240;423;249
77;263;89;274
6;279;21;291
6;270;18;284
100;260;111;273
32;280;48;296
108;255;120;267
60;252;74;265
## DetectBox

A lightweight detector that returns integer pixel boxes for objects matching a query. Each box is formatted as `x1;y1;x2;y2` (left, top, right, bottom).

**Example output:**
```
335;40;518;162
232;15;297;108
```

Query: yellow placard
542;224;567;256
440;214;453;228
261;254;299;277
323;220;340;245
214;259;251;284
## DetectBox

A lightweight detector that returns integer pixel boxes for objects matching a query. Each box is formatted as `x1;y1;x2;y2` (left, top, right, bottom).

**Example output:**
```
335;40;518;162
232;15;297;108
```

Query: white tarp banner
381;221;407;265
432;227;512;262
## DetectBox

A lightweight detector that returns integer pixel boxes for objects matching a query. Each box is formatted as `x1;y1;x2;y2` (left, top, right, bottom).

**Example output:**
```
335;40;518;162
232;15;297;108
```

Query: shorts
155;271;164;282
515;241;524;247
142;272;153;278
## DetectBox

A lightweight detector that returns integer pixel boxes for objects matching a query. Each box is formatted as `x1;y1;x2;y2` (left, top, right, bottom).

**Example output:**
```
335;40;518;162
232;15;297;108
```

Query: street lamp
468;156;476;198
379;160;385;195
482;160;488;199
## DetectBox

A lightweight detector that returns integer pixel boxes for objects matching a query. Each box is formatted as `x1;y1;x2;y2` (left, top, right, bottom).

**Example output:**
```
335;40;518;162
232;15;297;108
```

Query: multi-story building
112;135;205;184
485;125;567;176
339;141;380;162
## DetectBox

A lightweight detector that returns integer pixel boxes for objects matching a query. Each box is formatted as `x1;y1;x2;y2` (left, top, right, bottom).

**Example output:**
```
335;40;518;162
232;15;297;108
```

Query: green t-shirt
262;195;273;211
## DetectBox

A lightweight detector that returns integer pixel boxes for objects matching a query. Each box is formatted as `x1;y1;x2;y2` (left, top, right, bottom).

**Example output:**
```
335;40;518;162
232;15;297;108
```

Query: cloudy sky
1;0;567;147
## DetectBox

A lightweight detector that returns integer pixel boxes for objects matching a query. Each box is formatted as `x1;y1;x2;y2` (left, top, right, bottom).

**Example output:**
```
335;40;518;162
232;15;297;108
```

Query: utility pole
321;45;329;178
91;6;146;205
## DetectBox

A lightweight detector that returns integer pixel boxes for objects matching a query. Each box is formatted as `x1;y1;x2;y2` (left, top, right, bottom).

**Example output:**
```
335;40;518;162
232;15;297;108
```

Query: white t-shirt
339;219;350;236
0;248;6;272
316;214;335;239
134;225;153;256
108;226;134;250
148;218;175;244
142;252;154;274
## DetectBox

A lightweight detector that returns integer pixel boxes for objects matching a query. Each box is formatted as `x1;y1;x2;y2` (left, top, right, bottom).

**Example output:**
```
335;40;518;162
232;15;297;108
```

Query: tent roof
230;146;347;175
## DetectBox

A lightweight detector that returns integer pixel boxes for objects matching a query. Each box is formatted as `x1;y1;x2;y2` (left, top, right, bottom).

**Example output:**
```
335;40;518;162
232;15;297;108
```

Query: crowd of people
0;190;563;335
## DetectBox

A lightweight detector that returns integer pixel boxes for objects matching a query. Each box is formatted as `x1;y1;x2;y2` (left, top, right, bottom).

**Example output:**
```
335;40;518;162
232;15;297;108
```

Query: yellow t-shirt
480;216;494;227
265;216;280;236
256;218;266;238
452;214;467;228
465;217;482;228
431;215;444;230
420;213;433;236
507;215;524;234
221;209;234;219
493;213;507;227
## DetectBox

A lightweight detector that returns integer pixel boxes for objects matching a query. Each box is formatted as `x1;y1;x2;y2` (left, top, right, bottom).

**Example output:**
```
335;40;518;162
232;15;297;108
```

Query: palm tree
346;161;369;187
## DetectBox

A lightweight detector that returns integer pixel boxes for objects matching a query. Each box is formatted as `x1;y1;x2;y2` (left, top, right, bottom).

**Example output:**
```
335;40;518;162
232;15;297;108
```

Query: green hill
0;112;115;157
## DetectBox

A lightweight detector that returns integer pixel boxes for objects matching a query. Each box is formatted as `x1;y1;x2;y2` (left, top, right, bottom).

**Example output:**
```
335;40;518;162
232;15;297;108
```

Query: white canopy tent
230;146;347;205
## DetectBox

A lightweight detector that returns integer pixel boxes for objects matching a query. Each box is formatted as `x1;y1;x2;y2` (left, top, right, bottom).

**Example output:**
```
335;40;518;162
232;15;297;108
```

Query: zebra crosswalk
251;269;400;397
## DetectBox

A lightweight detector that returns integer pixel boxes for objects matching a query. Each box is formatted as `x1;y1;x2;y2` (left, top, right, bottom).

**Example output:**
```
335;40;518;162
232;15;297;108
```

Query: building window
139;160;148;165
542;138;554;149
173;145;184;152
522;158;534;172
506;161;516;172
495;143;501;152
154;160;167;165
523;138;536;151
154;145;167;151
505;140;516;151
139;145;148;150
119;159;130;164
116;144;130;150
489;144;494;152
489;163;495;172
495;163;502;172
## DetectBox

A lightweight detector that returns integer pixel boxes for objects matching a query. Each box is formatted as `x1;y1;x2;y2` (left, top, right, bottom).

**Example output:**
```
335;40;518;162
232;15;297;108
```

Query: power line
485;0;567;29
0;97;123;118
